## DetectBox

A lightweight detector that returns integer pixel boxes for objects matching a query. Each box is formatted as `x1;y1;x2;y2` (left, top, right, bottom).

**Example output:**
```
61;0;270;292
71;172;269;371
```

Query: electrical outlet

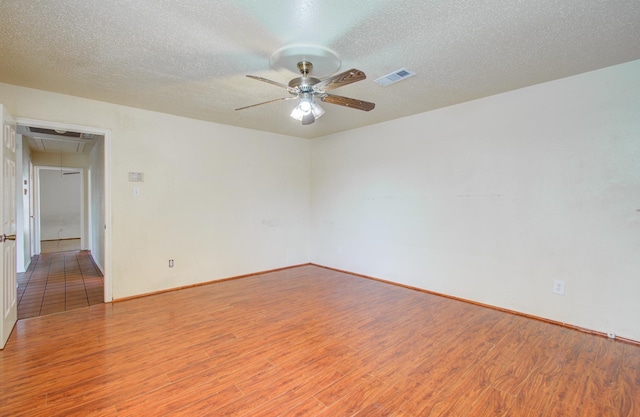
607;332;616;339
553;279;565;295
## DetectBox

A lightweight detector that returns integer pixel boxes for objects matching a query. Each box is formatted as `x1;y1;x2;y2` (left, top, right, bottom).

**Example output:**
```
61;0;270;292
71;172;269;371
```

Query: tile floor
17;249;104;319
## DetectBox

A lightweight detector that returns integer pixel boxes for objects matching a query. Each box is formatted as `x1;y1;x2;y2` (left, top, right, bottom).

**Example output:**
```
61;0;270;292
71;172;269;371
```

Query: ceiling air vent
28;127;82;138
27;127;97;139
374;68;416;86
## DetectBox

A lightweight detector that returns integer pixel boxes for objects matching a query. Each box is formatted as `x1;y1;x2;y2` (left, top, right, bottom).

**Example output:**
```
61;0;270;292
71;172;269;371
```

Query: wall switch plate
553;279;565;295
128;172;144;182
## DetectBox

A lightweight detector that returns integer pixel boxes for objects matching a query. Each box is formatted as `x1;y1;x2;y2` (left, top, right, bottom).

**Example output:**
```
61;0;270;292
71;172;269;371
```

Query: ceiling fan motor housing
288;61;321;92
288;76;321;92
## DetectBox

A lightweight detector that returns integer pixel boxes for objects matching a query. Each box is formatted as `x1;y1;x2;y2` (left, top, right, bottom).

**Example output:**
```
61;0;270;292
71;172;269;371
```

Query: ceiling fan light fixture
290;97;325;124
299;100;312;113
311;102;325;118
289;104;306;121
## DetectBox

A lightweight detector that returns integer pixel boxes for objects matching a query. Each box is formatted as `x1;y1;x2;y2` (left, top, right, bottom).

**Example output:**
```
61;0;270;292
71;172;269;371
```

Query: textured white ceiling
1;0;639;139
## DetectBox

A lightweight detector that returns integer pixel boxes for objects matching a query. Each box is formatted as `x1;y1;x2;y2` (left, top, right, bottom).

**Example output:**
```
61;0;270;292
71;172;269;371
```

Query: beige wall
0;83;312;299
16;135;31;272
311;60;640;341
89;136;106;273
31;151;89;168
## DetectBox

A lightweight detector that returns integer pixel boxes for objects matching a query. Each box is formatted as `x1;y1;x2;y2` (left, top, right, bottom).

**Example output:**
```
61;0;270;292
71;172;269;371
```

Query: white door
0;104;17;349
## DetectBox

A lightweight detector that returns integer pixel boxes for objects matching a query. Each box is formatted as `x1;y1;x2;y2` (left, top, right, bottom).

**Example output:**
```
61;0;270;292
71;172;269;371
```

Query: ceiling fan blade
314;69;367;92
320;94;375;111
235;97;296;111
246;75;290;90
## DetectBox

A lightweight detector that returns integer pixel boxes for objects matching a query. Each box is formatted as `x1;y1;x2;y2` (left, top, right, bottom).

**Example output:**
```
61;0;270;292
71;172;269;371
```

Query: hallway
17;250;104;319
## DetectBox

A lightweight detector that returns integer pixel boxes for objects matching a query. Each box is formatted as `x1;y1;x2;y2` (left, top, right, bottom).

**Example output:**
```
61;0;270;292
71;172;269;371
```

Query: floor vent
374;68;416;86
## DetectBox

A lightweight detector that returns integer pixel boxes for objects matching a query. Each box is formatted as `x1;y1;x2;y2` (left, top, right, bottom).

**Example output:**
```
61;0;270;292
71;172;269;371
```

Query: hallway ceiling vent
27;127;94;139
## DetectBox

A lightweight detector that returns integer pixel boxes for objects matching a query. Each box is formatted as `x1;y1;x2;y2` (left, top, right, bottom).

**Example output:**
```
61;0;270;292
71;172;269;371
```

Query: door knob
1;234;16;242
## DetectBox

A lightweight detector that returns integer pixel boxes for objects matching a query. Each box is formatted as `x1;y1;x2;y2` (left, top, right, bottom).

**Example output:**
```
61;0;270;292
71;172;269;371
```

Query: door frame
16;118;112;303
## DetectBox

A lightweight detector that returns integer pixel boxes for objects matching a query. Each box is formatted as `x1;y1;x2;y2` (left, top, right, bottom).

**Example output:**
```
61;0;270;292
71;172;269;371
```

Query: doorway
38;167;83;254
14;118;112;317
16;162;101;319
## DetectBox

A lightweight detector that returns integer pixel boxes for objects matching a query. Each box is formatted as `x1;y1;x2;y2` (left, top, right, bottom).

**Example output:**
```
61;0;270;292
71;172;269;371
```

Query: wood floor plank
585;337;625;409
315;377;389;416
313;370;374;408
364;376;425;416
277;395;327;417
508;365;560;416
116;359;273;416
249;368;343;416
545;371;591;417
186;362;325;416
467;386;514;417
157;384;245;417
1;265;638;416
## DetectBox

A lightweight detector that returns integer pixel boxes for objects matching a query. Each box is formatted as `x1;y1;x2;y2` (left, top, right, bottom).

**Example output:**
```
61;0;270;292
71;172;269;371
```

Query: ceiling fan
236;60;375;125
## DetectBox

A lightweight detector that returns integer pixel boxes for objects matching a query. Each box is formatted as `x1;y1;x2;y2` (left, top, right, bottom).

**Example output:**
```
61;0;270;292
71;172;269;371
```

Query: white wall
90;136;106;273
311;60;640;341
0;83;312;299
15;135;31;272
39;169;82;240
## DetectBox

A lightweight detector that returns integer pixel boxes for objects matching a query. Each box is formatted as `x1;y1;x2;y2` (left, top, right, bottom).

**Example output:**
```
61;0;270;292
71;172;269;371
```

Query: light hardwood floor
1;265;637;416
